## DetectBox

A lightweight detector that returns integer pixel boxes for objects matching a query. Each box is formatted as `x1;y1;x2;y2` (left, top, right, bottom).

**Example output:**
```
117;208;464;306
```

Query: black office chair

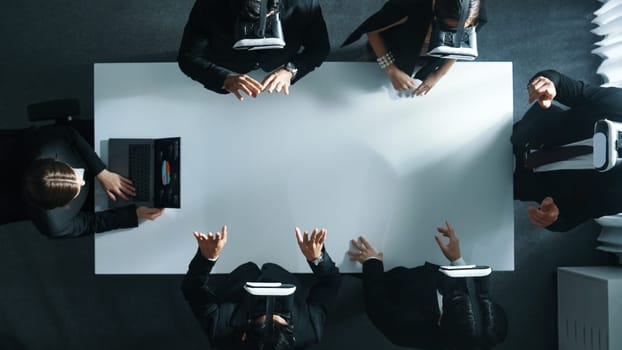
26;98;93;146
1;98;93;226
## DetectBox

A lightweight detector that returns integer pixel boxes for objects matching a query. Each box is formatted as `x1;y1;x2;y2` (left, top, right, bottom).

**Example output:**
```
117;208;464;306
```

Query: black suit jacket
512;70;622;231
181;249;341;349
177;0;330;94
341;0;487;76
362;259;443;349
24;125;138;238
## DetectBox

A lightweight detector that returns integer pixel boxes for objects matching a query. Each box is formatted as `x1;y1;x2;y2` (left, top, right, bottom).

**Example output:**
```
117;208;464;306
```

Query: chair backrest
27;99;80;122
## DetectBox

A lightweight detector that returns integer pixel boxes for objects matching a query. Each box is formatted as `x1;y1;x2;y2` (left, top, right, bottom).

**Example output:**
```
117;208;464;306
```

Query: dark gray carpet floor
0;0;617;349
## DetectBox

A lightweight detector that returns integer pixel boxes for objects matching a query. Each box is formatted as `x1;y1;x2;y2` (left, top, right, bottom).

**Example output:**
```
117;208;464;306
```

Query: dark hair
480;300;508;347
239;320;295;350
239;0;278;21
23;158;81;209
440;290;509;350
441;290;478;350
434;0;480;23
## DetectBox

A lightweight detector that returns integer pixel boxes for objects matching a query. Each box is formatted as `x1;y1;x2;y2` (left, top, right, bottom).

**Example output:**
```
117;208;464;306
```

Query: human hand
223;74;263;101
528;76;556;109
434;220;461;262
261;68;293;95
413;70;443;96
193;225;228;260
96;169;136;201
136;207;165;221
348;236;383;262
527;196;559;227
386;66;416;92
295;227;326;261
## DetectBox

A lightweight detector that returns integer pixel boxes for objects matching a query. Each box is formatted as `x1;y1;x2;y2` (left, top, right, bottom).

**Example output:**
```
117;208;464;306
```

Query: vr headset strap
466;278;483;343
257;0;268;38
454;0;470;48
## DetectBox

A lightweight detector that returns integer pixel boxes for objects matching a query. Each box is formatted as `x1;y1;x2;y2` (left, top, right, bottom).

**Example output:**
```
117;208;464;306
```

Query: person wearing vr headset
181;225;341;349
178;0;330;101
342;0;486;97
7;125;164;238
348;221;508;349
512;69;622;232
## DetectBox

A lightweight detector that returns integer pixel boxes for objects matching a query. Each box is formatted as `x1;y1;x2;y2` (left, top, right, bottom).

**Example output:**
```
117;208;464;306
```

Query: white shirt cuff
450;257;466;266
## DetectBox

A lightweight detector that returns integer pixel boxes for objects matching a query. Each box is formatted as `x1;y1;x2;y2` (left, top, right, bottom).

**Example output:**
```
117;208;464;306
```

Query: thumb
541;197;554;211
434;235;446;251
107;191;116;202
540;98;552;109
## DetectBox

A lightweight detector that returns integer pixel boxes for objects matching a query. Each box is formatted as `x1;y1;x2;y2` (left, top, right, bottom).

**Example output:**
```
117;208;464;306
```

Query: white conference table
94;61;514;274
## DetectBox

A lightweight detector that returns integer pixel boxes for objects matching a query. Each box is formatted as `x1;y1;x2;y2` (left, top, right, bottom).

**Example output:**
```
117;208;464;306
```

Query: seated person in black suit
18;125;164;238
512;69;622;231
181;225;341;349
178;0;330;101
348;221;507;349
341;0;487;96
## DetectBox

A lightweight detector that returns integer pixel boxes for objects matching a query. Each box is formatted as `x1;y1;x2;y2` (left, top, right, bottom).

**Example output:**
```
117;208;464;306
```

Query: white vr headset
593;119;622;172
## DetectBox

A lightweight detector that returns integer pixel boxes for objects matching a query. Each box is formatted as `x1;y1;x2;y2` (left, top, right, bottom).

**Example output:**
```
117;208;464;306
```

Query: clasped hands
224;68;294;101
348;220;462;263
386;66;442;97
194;225;326;261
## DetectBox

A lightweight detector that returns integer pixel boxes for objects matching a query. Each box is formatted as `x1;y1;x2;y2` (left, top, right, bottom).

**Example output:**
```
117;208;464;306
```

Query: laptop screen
153;137;180;208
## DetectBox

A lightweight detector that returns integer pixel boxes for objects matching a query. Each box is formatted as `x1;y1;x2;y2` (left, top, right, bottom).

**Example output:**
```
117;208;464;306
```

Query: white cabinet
558;267;622;350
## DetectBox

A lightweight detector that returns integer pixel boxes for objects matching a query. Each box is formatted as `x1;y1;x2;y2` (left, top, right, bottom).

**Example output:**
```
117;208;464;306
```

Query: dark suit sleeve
303;248;341;344
531;70;612;109
35;204;138;238
63;126;106;176
289;0;330;84
181;250;222;342
362;259;415;329
177;0;233;94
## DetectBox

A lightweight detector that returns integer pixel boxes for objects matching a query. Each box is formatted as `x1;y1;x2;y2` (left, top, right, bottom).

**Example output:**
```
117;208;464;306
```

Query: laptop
108;137;180;208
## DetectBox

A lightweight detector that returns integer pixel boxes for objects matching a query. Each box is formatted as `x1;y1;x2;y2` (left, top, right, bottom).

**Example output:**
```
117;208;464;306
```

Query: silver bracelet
376;51;395;69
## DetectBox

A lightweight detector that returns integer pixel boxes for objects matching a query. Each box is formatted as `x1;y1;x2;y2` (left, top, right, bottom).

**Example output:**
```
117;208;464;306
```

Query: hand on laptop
193;225;228;260
96;169;136;201
136;207;165;221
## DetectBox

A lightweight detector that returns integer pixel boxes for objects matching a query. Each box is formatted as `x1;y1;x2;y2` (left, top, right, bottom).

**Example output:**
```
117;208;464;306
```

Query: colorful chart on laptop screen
162;160;171;185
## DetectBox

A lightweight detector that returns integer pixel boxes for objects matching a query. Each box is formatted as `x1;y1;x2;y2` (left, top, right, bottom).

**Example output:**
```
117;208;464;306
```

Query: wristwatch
311;252;324;266
284;62;298;80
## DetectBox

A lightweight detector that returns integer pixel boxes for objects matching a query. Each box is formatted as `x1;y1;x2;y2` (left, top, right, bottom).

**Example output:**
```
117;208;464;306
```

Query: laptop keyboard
129;144;151;202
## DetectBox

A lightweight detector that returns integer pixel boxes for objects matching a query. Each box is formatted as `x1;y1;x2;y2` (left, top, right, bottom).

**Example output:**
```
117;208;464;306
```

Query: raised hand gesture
295;227;326;261
194;225;228;260
434;220;462;262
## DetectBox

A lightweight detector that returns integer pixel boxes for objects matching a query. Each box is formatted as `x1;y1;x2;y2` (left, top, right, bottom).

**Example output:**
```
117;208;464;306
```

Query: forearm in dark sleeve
40;204;137;238
531;69;603;108
290;0;330;84
177;2;233;93
64;126;106;176
361;259;406;328
306;248;341;309
94;204;138;233
181;250;221;338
